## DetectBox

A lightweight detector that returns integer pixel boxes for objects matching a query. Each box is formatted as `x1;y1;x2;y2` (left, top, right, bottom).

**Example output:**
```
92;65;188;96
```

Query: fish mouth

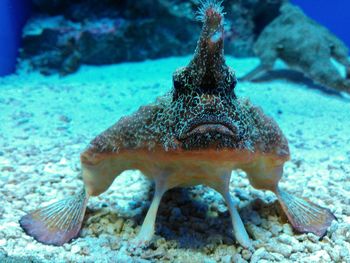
178;117;237;140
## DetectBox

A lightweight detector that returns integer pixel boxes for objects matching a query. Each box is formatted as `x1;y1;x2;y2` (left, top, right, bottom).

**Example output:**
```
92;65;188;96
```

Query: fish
241;3;350;94
20;0;336;248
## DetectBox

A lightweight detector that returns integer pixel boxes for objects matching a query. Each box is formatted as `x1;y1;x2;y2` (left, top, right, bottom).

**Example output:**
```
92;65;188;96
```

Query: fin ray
276;187;336;237
19;188;88;246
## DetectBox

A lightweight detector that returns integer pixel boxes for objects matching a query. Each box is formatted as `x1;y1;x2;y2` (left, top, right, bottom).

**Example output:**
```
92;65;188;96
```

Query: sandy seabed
0;56;349;263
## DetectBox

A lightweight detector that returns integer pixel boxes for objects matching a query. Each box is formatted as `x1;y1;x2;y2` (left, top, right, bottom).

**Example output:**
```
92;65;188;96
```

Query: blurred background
0;0;31;76
0;0;349;77
292;0;349;48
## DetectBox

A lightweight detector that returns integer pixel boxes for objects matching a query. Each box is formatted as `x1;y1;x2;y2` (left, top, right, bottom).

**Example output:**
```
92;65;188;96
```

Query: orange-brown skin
81;98;289;196
81;147;288;196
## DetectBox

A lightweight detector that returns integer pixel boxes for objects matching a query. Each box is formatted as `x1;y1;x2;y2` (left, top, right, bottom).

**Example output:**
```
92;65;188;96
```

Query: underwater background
1;0;350;76
1;0;350;262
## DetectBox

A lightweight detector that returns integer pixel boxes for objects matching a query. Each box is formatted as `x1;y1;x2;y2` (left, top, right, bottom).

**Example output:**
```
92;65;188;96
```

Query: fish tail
19;188;89;246
275;186;336;238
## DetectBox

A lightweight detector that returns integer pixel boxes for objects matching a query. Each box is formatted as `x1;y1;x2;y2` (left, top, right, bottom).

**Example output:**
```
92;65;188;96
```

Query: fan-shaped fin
19;188;89;246
276;187;336;237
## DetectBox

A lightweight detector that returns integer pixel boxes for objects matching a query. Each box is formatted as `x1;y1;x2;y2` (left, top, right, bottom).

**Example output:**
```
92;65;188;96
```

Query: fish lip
178;116;236;140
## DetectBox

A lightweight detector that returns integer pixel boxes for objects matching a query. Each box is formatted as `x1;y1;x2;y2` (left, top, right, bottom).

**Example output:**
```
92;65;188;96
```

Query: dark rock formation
20;0;284;75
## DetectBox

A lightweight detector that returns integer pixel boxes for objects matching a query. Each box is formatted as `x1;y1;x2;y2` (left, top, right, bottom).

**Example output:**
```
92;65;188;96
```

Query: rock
277;233;296;246
304;241;321;253
270;252;284;261
0;239;7;247
265;240;292;258
221;255;232;263
21;0;284;75
32;0;69;14
71;245;81;254
234;189;250;201
59;115;72;123
304;250;331;262
246;210;262;226
307;233;320;243
269;224;282;236
246;224;272;242
250;248;272;263
1;166;15;172
282;223;294;235
115;218;125;234
203;258;216;263
241;249;252;260
232;254;248;263
324;245;340;262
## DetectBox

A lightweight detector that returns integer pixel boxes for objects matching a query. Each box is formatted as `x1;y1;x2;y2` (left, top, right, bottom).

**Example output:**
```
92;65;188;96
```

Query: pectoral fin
19;188;89;246
275;187;336;237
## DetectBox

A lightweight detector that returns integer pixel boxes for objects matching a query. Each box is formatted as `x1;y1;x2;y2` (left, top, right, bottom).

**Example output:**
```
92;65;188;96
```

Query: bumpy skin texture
89;1;289;161
245;3;350;93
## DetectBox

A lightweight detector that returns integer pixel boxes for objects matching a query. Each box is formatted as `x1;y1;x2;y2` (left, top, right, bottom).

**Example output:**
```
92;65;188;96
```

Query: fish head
162;1;251;151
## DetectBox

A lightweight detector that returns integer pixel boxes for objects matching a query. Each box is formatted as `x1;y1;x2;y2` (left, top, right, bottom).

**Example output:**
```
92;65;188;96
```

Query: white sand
0;56;349;262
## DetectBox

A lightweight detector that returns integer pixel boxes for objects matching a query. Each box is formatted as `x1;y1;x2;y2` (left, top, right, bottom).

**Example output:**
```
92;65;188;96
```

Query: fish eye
173;79;182;90
172;67;189;93
172;76;186;100
229;77;237;91
173;72;189;94
225;71;237;92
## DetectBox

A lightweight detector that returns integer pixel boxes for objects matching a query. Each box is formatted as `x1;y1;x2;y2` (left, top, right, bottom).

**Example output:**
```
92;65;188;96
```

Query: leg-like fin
19;188;89;246
211;172;252;248
239;63;272;82
133;176;168;247
275;187;336;237
223;191;252;248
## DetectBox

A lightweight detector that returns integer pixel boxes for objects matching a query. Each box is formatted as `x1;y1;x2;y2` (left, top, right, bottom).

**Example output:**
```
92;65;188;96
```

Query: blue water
292;0;350;48
0;0;31;76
